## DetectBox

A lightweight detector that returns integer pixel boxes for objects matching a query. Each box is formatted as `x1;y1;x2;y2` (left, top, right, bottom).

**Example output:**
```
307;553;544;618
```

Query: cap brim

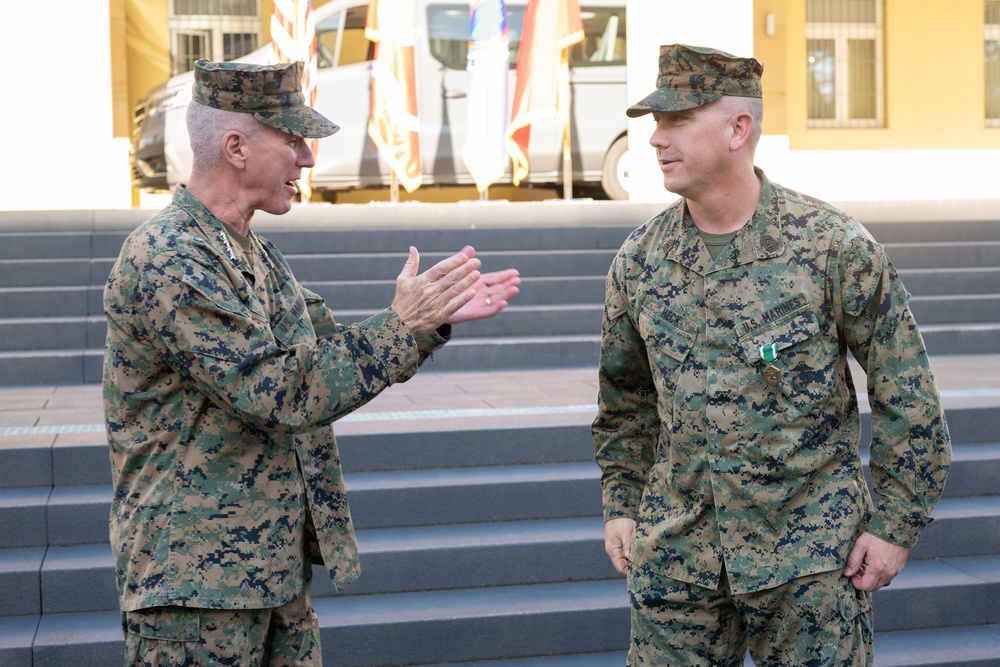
626;88;723;117
255;106;340;139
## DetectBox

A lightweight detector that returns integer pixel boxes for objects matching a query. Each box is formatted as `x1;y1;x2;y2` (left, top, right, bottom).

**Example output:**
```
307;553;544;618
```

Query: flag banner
463;0;510;193
506;0;583;186
366;0;422;193
271;0;318;199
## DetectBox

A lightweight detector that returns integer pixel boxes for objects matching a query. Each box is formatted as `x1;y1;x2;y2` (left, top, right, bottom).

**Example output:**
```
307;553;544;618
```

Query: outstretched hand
391;246;482;336
447;268;521;323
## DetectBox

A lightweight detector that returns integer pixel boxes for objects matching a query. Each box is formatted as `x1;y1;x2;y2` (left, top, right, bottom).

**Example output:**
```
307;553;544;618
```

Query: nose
297;138;316;169
649;122;669;149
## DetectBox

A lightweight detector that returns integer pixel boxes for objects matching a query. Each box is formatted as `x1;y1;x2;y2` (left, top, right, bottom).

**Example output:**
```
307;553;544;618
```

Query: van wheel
600;135;630;201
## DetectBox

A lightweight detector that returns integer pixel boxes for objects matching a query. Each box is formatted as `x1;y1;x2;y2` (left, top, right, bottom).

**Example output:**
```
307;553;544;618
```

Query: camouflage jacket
104;186;445;611
593;171;951;594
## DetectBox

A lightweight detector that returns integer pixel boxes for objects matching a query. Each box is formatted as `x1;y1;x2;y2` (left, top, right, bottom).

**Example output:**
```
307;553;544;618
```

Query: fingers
399;246;420;280
392;247;483;336
845;532;908;591
843;543;866;578
423;247;481;284
605;518;635;576
489;269;522;296
445;268;521;324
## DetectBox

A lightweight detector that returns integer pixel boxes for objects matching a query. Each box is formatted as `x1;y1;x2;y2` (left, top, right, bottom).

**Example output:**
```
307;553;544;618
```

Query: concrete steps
1;209;1000;385
2;393;999;666
0;206;997;666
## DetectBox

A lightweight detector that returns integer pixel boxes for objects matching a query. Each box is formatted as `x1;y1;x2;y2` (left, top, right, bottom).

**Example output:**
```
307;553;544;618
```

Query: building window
169;0;261;75
805;0;884;128
987;0;1000;126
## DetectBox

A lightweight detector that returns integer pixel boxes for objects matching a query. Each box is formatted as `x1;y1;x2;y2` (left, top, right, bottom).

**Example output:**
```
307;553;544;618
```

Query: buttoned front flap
736;294;820;365
270;290;311;346
638;300;698;365
636;299;699;416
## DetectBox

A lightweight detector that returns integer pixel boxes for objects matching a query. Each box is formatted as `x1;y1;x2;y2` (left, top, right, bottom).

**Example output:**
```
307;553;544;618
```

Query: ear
729;111;755;152
221;130;249;169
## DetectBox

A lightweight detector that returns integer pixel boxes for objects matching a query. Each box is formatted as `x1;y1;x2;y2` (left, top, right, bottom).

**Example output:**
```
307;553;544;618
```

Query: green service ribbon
759;342;778;364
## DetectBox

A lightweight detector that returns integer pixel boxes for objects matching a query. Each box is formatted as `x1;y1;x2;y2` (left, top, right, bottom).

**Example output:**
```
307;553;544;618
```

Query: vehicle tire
600;135;630;201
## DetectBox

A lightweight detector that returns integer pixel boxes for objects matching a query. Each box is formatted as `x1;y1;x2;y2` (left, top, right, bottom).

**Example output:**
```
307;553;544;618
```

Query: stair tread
313;579;627;626
873;624;1000;666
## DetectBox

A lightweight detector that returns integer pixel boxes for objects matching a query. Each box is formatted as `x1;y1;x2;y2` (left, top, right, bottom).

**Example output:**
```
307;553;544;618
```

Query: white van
130;0;629;200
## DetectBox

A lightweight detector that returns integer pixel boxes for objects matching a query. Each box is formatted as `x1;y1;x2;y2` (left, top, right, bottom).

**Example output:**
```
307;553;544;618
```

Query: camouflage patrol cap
192;59;339;138
626;44;763;118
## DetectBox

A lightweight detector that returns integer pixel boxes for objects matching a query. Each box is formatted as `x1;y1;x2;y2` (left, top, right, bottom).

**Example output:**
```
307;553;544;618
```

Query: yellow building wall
782;0;1000;150
120;0;337;133
754;0;789;137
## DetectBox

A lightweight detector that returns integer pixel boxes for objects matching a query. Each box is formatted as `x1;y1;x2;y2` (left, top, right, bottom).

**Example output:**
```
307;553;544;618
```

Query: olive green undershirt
700;229;739;261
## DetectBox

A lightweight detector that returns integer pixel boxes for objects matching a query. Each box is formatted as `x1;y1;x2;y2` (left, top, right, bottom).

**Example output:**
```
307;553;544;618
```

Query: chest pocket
736;298;819;364
270;293;312;347
736;296;823;402
637;301;698;399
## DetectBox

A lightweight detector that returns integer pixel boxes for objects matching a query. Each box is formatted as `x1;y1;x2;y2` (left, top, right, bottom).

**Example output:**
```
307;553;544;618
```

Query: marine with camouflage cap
593;44;951;665
104;59;520;665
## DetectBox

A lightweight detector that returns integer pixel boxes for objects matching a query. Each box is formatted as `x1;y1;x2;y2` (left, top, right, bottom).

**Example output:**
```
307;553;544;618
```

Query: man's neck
186;176;254;236
686;168;762;234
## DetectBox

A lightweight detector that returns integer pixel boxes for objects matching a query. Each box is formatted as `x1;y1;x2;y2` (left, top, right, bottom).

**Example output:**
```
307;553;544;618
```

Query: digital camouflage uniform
104;59;447;662
593;44;952;666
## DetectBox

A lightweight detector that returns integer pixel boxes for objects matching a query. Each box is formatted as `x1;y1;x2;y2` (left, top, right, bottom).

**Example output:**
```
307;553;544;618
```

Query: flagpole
561;49;573;200
390;172;400;203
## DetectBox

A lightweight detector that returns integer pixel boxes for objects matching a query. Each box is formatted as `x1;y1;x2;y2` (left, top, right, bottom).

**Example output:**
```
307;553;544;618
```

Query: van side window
426;4;624;71
424;4;524;70
569;8;626;66
316;6;372;69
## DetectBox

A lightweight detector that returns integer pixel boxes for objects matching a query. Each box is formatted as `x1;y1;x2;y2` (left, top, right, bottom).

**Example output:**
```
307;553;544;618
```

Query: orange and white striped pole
271;0;318;202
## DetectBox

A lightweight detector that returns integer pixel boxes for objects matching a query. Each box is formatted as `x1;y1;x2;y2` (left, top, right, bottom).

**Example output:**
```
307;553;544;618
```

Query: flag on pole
506;0;583;186
366;0;422;193
463;0;510;193
271;0;318;200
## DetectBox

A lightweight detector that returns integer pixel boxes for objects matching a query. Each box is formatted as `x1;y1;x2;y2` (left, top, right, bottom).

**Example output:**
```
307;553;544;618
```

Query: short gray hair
186;102;262;172
719;95;764;148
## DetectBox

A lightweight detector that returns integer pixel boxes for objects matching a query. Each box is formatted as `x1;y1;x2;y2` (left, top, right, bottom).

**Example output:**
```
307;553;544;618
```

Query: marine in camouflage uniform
105;59;518;665
592;45;951;666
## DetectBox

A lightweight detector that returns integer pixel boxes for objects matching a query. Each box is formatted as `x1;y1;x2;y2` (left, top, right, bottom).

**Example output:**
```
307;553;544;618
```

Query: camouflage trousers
628;565;873;667
121;592;321;667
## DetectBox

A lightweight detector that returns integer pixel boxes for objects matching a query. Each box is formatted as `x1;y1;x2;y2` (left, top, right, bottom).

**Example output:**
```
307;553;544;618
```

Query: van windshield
426;4;625;71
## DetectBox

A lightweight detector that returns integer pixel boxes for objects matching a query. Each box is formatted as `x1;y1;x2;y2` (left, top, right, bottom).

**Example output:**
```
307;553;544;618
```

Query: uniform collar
172;185;275;278
663;167;784;274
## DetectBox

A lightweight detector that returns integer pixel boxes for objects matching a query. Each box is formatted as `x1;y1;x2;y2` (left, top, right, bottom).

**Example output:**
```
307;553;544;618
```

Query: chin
262;199;294;216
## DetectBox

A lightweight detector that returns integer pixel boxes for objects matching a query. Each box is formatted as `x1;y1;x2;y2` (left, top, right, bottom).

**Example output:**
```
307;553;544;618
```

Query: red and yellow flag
366;0;422;193
271;0;318;199
506;0;583;186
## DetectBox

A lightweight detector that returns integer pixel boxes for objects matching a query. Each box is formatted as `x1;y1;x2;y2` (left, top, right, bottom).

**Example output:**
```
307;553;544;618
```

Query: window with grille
987;0;1000;126
805;0;884;128
168;0;261;75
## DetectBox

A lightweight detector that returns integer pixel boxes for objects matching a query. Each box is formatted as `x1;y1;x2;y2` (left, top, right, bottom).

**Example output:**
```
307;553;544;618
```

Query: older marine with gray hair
104;58;519;665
